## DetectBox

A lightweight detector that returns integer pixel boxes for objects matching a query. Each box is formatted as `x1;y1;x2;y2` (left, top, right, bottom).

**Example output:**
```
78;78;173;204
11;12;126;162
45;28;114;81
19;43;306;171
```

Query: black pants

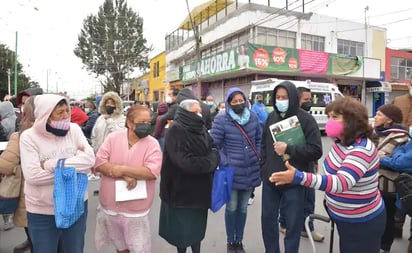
381;193;397;251
177;242;201;253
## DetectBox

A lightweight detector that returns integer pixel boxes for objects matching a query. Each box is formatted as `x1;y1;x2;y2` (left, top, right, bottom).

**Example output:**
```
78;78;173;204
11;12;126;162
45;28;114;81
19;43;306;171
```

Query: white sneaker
88;174;100;181
248;197;254;205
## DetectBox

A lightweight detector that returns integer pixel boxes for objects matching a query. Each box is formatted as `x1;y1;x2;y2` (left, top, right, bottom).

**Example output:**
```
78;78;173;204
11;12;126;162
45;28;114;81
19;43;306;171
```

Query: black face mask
232;103;245;114
257;100;263;103
134;123;151;138
46;124;69;137
105;106;115;115
301;101;312;112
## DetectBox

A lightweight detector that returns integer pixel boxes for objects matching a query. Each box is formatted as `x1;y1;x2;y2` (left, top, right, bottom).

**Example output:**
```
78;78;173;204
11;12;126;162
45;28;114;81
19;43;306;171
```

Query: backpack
394;173;412;216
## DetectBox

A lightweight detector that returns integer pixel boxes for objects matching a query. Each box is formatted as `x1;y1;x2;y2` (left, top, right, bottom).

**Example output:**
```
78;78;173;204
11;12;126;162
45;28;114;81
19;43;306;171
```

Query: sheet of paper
115;180;147;202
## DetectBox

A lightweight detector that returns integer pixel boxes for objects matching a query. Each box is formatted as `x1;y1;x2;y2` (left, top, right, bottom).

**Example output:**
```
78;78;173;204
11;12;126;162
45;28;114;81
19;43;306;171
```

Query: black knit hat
378;104;403;124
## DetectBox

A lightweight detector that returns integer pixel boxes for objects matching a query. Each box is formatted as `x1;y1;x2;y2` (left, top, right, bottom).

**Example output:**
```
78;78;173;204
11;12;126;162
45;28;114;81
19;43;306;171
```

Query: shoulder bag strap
232;120;261;160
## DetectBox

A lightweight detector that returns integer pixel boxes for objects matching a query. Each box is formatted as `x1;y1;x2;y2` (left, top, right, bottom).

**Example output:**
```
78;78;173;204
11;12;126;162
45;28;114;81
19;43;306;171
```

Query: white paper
115;180;147;202
0;142;8;151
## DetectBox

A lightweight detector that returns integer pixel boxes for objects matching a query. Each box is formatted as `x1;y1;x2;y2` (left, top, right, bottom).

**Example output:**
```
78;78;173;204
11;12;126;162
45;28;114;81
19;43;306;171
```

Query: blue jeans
262;181;305;253
28;201;88;253
225;189;252;243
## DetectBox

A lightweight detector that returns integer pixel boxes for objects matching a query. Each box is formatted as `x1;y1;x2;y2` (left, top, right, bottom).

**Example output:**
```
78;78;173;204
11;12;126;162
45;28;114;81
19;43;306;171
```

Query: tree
0;43;36;100
74;0;151;94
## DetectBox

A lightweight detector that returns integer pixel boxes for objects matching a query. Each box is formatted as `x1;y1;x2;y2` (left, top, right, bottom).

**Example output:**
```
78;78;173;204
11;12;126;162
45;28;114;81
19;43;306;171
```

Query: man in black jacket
260;81;322;253
159;88;180;130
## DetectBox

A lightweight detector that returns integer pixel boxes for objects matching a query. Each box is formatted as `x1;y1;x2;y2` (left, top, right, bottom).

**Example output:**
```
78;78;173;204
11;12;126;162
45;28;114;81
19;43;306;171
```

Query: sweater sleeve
143;140;163;178
20;132;55;186
43;125;95;174
293;148;375;193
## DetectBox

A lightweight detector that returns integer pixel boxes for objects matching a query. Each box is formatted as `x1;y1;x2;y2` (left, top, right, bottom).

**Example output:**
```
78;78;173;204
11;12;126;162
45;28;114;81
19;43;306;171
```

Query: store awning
365;81;392;93
178;0;234;30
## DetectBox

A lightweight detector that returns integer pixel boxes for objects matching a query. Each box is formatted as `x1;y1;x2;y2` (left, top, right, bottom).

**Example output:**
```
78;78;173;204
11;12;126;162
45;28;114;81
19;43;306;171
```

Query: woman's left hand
269;161;295;186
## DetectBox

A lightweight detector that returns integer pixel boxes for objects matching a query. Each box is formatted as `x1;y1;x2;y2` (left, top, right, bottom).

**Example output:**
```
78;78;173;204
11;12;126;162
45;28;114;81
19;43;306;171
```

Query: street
0;136;411;253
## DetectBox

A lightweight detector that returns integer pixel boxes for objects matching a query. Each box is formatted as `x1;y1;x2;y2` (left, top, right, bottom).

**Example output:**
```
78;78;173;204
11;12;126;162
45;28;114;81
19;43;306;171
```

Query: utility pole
7;69;11;96
14;31;18;95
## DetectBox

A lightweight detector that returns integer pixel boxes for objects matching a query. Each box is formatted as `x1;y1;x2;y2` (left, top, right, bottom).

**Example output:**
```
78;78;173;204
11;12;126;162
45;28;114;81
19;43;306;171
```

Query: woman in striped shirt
269;97;386;253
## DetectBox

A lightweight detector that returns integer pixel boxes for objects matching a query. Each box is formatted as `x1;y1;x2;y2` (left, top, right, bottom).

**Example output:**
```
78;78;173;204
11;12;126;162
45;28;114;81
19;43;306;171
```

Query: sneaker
227;242;237;253
279;226;286;234
248;197;254;205
13;240;31;253
301;230;325;242
235;242;246;253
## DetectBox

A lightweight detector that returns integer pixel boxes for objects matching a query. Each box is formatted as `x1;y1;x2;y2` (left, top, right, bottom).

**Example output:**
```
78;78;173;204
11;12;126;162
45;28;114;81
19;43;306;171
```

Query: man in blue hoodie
260;81;322;253
251;94;268;128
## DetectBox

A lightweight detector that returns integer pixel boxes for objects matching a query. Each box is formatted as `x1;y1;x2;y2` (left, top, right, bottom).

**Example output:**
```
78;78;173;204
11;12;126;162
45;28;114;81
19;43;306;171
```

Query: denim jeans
28;201;88;253
225;189;252;243
261;181;305;253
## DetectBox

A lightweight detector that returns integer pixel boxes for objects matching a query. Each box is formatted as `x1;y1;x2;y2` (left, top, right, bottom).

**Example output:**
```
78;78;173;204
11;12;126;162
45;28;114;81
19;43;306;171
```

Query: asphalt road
0;136;410;253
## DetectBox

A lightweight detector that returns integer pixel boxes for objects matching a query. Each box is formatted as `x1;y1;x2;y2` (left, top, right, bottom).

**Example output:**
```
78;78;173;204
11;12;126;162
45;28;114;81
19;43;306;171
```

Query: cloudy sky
0;0;411;99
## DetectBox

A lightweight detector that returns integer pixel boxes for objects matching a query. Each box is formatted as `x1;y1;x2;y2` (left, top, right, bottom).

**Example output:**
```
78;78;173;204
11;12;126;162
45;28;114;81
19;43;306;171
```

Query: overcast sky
0;0;411;99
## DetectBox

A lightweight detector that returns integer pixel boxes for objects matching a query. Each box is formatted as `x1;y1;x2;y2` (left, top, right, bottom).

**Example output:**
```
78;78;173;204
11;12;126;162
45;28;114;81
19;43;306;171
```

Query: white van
250;78;344;130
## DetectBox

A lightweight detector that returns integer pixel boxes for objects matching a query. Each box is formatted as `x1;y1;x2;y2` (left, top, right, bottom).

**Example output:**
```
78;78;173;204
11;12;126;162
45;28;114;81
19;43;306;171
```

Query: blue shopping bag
53;159;88;228
211;166;234;213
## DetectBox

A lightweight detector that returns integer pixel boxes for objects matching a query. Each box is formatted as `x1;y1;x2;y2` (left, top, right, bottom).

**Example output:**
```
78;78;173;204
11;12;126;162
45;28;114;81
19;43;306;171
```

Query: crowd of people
1;81;412;253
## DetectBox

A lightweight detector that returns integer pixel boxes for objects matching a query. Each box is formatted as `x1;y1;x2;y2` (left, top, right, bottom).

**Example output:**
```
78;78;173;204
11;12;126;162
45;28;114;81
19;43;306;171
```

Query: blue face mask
276;100;289;113
409;126;412;137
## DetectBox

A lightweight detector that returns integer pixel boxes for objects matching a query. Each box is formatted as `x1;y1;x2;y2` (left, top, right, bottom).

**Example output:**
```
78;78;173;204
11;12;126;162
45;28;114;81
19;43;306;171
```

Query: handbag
53;159;88;228
394;172;412;216
211;166;234;213
0;165;22;214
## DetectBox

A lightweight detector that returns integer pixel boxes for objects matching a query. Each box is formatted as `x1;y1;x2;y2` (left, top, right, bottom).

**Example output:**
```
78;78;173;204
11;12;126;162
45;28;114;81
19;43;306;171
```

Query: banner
248;44;300;72
180;43;365;81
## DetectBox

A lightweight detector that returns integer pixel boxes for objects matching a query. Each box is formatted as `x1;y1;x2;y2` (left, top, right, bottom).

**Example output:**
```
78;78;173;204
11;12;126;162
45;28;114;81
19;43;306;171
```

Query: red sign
253;48;270;69
272;48;287;65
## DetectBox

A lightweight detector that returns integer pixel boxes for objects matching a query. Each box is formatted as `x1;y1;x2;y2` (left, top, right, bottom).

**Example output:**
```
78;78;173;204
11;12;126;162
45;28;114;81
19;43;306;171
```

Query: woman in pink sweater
20;94;95;253
94;105;162;253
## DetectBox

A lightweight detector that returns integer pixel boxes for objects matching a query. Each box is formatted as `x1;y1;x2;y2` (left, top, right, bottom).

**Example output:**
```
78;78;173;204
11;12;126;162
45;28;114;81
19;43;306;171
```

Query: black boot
235;242;246;253
227;242;237;253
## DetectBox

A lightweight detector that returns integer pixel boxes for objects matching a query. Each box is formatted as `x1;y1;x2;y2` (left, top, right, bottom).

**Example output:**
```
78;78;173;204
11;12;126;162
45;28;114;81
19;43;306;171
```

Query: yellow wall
134;72;150;101
371;29;386;71
149;52;166;102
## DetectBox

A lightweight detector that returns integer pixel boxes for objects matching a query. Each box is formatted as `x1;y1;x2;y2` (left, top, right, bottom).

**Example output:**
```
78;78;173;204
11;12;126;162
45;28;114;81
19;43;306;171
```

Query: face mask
409;126;412;137
165;96;173;104
20;106;24;113
47;118;70;136
105;106;115;115
325;119;344;138
219;108;225;112
301;101;312;112
232;103;245;114
276;100;289;113
84;108;90;114
207;102;214;107
257;100;263;103
134;123;151;138
409;89;412;97
197;113;203;118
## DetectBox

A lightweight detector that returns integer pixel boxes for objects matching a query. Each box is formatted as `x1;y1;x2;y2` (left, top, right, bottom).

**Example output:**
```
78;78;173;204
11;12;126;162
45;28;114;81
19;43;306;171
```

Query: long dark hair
325;97;372;146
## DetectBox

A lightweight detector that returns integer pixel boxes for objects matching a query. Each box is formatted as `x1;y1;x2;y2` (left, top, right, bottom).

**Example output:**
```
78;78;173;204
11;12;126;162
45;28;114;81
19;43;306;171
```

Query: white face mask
409;126;412;137
409;88;412;97
165;96;172;104
197;113;203;118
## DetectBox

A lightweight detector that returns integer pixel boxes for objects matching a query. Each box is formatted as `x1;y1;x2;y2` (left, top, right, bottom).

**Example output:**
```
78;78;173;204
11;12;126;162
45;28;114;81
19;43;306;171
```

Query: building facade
165;0;385;115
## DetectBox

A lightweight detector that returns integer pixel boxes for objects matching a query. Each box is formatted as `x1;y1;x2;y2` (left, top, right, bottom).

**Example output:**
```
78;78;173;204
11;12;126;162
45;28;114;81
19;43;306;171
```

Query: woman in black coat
159;99;219;253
